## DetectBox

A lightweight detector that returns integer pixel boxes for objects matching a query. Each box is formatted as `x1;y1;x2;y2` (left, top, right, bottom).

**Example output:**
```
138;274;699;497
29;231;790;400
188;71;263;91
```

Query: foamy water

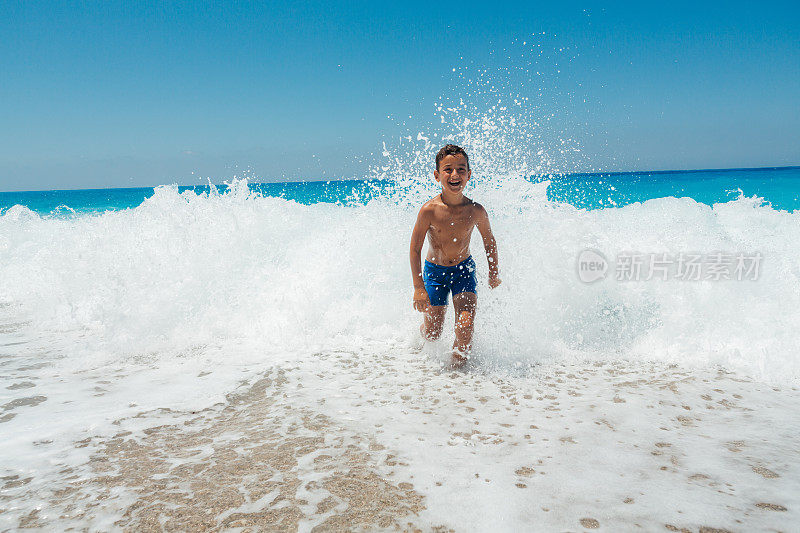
1;176;798;479
3;177;798;378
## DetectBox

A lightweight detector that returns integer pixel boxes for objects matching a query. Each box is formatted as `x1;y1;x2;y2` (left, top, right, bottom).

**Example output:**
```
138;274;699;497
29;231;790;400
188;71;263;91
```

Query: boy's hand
489;276;502;289
413;287;431;312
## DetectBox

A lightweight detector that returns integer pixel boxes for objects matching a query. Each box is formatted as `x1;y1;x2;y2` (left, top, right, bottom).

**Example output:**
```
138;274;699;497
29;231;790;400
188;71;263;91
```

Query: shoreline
2;351;798;531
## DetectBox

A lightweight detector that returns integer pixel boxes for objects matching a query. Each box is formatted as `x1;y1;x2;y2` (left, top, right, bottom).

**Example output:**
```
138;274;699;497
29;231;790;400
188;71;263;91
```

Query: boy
409;144;501;368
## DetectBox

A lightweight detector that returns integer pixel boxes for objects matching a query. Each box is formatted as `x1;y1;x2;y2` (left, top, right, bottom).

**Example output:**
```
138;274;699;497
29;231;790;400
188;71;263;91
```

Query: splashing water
363;38;590;207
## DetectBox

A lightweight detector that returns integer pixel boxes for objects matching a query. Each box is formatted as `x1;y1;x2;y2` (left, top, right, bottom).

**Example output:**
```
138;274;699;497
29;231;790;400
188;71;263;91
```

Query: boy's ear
433;170;440;181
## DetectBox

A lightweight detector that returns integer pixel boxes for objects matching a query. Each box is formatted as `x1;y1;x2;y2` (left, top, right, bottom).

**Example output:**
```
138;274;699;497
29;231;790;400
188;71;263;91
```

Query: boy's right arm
409;206;431;312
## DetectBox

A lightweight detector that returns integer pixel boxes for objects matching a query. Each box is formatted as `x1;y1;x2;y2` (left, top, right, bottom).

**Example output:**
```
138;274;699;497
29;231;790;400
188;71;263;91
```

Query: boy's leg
420;261;448;342
421;305;447;341
451;292;477;366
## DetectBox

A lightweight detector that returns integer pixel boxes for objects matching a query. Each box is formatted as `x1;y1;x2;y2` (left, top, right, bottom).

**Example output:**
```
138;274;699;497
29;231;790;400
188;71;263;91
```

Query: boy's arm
410;206;432;312
475;204;501;288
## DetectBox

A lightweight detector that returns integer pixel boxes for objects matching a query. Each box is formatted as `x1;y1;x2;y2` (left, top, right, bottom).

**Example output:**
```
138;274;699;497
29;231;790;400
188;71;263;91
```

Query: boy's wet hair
435;144;470;171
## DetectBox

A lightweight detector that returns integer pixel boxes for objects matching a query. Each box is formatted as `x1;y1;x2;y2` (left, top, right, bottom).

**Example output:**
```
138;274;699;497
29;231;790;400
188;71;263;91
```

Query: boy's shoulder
417;196;438;215
422;195;482;207
469;199;484;210
419;196;486;218
415;196;440;222
460;197;486;217
419;194;447;212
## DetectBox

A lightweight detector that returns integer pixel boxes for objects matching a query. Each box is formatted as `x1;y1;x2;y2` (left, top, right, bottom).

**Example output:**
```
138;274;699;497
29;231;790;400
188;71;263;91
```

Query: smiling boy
409;144;501;368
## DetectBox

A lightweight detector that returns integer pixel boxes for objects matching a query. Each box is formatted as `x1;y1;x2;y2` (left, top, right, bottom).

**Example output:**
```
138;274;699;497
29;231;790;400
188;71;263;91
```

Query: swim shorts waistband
423;256;474;269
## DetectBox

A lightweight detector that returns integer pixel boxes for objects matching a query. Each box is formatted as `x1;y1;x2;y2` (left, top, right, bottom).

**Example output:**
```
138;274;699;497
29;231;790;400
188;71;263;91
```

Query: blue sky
1;0;798;191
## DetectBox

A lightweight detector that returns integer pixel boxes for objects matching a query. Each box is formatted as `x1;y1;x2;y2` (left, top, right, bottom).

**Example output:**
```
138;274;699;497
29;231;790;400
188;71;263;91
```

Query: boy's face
434;154;471;194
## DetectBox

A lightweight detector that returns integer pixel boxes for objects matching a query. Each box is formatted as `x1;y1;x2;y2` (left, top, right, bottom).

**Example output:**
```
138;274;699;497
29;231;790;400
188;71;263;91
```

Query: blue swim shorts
423;256;477;306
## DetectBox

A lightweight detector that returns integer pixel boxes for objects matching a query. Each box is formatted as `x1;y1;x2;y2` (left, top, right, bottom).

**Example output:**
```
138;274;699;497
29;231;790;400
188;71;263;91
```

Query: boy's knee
456;310;474;330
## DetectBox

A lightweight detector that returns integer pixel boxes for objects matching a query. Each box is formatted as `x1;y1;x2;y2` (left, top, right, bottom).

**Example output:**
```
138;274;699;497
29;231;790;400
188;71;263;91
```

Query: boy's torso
424;195;479;266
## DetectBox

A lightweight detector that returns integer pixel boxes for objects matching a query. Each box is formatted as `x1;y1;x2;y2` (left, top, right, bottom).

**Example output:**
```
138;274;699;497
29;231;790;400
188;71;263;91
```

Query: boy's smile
435;154;471;195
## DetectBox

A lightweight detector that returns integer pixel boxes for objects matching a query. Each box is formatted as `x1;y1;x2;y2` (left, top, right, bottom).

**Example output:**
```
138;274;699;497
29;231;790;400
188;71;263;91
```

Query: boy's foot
450;349;468;369
410;324;425;351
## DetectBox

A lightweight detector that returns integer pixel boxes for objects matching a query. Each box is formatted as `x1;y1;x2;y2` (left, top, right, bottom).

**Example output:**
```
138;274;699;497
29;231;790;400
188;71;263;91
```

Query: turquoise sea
2;166;799;215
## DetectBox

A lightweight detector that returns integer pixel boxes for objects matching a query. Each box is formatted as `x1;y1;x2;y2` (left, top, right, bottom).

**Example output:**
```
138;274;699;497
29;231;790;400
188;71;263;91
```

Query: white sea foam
2;178;798;381
0;176;798;477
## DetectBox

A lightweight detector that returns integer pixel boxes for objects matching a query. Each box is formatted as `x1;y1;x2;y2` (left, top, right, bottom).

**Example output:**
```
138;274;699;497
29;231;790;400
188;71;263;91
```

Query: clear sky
1;0;798;191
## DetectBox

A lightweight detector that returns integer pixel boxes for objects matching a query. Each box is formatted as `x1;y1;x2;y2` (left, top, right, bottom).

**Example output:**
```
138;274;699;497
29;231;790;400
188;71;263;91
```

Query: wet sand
2;348;799;531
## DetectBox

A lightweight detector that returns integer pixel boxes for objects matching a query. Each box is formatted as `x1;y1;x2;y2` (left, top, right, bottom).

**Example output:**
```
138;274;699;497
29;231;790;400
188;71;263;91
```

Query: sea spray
1;178;799;385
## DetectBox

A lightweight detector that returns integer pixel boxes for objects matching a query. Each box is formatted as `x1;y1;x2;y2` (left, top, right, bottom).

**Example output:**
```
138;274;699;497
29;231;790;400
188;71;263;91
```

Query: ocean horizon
3;164;800;215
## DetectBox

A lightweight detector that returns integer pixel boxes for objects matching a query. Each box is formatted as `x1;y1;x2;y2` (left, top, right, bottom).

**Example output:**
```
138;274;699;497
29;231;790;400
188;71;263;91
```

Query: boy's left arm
475;204;501;288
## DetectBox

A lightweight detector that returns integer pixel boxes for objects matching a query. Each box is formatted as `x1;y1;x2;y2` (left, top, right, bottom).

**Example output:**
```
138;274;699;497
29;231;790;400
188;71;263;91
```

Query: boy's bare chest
428;209;475;239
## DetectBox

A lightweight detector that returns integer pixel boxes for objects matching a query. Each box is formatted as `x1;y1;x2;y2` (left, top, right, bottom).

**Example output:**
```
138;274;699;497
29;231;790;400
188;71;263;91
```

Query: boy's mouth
447;179;462;187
